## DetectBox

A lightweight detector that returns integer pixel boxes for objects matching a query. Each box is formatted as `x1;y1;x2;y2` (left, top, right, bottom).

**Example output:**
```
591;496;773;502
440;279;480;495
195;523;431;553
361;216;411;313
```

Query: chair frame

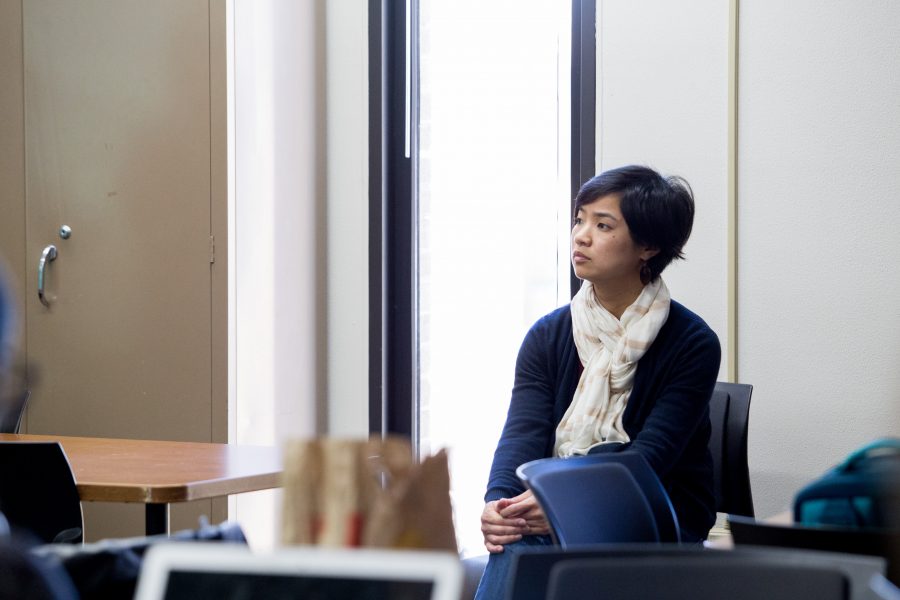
709;381;754;517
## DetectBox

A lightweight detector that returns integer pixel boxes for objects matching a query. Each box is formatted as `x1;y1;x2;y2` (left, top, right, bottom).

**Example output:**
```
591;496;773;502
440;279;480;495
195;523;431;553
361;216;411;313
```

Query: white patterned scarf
555;278;671;457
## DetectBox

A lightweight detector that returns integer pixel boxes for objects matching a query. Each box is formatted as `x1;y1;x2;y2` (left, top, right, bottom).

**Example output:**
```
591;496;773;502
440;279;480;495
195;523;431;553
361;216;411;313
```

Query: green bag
793;438;900;530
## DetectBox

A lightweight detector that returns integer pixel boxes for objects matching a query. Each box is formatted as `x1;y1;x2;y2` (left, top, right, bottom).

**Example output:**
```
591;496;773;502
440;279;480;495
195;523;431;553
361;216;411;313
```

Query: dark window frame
369;0;596;438
571;0;597;297
368;0;419;438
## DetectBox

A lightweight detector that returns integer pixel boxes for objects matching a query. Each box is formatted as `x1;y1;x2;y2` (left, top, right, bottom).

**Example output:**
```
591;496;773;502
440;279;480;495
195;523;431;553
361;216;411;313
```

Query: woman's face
571;194;655;288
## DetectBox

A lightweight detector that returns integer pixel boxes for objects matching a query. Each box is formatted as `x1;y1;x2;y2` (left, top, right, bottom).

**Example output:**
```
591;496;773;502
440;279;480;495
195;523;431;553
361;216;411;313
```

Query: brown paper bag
281;436;457;552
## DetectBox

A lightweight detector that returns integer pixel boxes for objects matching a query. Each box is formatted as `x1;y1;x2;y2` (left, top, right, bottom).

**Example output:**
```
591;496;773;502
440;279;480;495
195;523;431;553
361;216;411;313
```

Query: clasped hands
480;489;550;553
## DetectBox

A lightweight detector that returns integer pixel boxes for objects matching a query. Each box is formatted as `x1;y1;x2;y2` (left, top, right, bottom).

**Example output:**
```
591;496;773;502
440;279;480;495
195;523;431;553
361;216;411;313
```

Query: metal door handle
38;244;58;307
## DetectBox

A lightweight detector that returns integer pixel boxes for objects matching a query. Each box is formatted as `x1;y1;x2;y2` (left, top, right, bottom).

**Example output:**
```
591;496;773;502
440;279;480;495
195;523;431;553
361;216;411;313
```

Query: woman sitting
474;165;720;599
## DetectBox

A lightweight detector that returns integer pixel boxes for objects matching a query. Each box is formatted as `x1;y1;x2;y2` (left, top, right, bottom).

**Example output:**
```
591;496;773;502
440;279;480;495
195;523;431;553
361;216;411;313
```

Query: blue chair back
517;451;679;547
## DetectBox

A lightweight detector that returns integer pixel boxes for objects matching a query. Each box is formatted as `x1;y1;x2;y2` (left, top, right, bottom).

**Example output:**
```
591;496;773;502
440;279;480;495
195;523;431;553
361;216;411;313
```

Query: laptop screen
162;570;433;600
135;543;462;600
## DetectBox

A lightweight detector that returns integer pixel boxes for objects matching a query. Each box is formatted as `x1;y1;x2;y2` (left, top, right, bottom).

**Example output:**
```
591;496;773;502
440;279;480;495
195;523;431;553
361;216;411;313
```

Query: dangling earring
640;260;652;284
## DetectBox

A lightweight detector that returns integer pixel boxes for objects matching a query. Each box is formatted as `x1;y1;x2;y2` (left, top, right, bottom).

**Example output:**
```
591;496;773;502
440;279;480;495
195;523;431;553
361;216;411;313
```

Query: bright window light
417;0;572;557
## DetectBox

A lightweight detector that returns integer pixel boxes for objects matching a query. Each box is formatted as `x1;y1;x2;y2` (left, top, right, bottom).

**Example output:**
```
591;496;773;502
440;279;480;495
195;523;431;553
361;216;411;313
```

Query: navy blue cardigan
484;300;721;542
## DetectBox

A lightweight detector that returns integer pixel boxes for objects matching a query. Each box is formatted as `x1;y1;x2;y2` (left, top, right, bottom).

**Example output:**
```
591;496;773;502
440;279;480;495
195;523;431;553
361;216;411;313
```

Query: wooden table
0;433;283;536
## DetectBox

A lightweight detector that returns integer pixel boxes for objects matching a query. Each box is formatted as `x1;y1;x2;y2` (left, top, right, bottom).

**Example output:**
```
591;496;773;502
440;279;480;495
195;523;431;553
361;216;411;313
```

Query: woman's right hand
480;500;527;553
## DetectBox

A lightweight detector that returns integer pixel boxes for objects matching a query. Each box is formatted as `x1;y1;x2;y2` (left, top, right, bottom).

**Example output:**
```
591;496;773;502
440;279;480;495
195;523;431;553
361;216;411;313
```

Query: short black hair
574;165;695;283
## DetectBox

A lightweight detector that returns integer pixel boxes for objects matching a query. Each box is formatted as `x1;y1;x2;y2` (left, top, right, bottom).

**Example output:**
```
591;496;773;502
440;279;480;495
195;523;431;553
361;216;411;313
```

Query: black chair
517;450;679;547
709;381;754;517
508;547;666;600
545;551;849;600
0;442;83;544
508;545;883;600
729;513;900;586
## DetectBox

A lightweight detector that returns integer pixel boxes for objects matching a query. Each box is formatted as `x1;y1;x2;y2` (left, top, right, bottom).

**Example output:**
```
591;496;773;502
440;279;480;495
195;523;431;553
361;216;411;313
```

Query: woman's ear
640;247;660;261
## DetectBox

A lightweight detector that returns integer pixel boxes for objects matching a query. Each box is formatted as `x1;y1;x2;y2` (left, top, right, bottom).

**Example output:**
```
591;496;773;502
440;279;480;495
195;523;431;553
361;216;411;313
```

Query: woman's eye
572;217;582;226
597;222;610;230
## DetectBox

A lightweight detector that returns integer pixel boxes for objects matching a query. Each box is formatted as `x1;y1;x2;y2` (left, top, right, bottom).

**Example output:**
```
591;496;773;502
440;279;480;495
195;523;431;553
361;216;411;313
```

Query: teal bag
793;438;900;530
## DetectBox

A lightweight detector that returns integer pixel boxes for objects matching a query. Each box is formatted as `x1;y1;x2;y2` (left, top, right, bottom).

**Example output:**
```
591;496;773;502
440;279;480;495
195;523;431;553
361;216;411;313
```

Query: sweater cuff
587;440;632;454
484;487;519;503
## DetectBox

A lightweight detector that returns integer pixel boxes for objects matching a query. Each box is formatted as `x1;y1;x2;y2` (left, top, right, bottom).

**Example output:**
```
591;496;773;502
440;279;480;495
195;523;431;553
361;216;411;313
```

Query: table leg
145;503;168;536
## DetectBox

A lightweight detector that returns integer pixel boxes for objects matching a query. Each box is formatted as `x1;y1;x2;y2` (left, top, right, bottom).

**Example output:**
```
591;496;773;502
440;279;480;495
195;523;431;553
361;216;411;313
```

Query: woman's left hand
497;489;551;535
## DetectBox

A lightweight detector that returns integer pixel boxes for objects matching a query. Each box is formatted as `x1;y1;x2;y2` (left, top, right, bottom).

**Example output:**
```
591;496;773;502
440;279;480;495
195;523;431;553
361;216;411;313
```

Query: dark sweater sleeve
591;323;721;478
484;318;558;503
628;327;720;477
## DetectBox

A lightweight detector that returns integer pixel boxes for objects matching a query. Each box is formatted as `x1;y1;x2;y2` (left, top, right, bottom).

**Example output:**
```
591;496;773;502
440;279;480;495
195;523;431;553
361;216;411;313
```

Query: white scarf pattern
554;278;671;457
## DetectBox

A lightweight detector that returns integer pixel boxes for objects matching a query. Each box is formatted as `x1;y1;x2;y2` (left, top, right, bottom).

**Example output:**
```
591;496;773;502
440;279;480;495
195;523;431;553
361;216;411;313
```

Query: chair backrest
545;552;849;600
508;545;882;600
0;442;83;544
0;389;29;434
708;381;754;516
729;514;900;586
517;451;679;548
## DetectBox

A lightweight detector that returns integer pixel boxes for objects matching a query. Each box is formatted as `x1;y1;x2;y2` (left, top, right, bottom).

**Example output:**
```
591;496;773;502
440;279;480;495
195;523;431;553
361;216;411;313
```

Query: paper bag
281;436;457;552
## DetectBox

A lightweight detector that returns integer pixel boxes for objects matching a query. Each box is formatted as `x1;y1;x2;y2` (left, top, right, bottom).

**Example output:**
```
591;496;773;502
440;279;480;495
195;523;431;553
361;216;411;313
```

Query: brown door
21;0;225;540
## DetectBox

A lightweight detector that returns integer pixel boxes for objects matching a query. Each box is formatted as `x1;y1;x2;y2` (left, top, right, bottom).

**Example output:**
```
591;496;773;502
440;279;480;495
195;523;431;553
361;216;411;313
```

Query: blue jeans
473;534;554;600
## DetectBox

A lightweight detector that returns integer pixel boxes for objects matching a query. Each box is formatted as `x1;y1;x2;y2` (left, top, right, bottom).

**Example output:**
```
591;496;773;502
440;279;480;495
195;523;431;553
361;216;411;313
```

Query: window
371;0;595;557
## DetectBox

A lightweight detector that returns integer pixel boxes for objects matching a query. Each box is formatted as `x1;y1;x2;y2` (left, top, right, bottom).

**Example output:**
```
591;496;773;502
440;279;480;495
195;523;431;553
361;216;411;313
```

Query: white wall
595;0;730;369
597;0;900;518
738;0;900;516
229;0;325;548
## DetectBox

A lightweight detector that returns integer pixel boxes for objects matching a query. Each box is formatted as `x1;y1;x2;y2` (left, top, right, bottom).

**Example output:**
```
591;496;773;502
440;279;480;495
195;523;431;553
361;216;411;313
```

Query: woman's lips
572;252;589;263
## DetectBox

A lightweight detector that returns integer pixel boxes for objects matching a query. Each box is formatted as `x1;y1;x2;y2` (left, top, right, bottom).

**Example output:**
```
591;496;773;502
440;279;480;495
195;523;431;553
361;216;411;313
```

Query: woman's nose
573;225;590;246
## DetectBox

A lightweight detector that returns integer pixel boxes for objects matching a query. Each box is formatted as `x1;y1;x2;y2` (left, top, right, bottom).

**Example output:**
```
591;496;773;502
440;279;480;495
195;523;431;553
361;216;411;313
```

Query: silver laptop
134;543;463;600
